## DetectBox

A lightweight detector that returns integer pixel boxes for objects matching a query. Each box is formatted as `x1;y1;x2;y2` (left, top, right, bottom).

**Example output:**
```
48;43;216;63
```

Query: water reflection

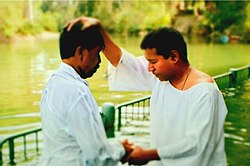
223;80;250;165
0;40;60;136
0;38;249;165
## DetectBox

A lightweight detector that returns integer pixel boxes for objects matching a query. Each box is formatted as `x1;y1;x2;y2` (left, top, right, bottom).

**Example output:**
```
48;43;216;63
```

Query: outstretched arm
67;17;122;67
67;17;155;91
98;21;122;67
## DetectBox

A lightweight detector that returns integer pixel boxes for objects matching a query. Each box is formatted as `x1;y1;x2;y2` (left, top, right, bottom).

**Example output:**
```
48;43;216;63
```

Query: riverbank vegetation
0;0;250;43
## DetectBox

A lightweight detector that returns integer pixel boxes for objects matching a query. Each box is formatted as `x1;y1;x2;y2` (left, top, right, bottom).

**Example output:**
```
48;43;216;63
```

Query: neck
62;58;80;73
62;58;72;66
170;63;191;89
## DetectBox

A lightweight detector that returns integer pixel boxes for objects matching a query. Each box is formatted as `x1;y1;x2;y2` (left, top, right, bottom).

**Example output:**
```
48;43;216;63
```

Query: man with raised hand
68;17;228;166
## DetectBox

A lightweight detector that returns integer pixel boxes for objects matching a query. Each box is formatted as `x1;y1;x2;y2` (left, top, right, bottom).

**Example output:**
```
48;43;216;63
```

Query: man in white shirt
68;17;228;166
40;21;132;166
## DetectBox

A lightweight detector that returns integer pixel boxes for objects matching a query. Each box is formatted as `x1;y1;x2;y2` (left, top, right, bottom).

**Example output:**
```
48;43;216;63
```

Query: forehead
145;48;156;54
144;48;163;60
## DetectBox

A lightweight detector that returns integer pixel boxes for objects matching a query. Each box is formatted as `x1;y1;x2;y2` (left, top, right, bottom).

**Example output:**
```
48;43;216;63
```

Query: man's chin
82;70;98;79
158;78;163;81
80;66;99;79
154;74;161;80
156;76;166;82
81;73;94;79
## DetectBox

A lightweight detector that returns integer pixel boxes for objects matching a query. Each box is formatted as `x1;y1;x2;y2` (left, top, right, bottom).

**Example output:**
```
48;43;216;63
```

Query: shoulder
184;68;213;90
187;68;220;95
187;82;220;108
191;68;214;85
53;74;89;98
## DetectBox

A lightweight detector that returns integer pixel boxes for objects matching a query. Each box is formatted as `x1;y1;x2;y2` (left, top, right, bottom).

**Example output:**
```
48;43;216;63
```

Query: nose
148;63;154;72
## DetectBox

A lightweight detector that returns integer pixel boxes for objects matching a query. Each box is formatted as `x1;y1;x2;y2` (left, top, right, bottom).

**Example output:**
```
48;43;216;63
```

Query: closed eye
149;60;156;64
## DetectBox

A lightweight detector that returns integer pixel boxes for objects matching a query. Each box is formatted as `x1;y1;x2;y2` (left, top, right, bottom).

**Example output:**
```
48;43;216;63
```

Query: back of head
140;27;188;63
59;22;104;60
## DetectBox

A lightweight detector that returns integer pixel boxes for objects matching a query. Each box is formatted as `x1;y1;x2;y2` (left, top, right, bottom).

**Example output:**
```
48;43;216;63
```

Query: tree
75;0;95;17
205;1;247;34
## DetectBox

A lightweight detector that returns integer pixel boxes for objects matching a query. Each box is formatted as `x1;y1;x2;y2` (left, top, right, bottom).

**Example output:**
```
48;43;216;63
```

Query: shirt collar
59;62;89;86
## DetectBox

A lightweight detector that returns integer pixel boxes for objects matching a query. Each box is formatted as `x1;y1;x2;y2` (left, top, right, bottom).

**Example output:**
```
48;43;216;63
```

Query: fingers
120;139;135;164
66;17;84;31
121;139;134;147
121;139;128;144
67;20;77;31
127;153;138;165
66;16;100;31
120;155;130;164
126;146;148;165
124;154;132;164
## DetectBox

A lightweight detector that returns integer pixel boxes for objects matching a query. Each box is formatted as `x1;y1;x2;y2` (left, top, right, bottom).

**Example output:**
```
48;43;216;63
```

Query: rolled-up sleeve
108;49;155;91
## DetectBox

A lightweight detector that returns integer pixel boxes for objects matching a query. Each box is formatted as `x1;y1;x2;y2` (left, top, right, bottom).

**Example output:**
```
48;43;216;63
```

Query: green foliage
38;12;60;32
92;1;117;32
242;29;250;43
206;1;247;33
93;1;171;36
0;2;24;38
141;3;171;31
40;1;69;14
246;3;250;27
75;0;95;17
0;1;61;39
18;21;42;35
39;0;75;31
0;0;249;43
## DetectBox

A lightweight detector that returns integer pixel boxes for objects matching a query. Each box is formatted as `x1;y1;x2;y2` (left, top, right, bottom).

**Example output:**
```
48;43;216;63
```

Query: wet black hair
59;22;104;60
140;27;188;63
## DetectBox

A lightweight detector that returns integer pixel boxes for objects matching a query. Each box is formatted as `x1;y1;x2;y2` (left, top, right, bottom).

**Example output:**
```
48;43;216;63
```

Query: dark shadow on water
224;79;250;166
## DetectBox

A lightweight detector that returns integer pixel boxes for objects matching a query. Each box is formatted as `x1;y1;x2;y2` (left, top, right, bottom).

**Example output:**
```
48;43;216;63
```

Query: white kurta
108;50;228;166
40;62;125;166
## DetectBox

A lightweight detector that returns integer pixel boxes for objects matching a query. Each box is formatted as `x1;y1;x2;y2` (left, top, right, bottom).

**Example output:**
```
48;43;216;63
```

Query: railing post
117;107;122;131
23;136;27;160
102;103;115;138
8;139;16;165
0;140;3;166
230;68;237;88
35;132;39;154
248;66;250;79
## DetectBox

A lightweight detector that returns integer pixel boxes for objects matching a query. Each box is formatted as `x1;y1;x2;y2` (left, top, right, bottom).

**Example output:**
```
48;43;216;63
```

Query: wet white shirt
108;50;228;166
40;62;125;166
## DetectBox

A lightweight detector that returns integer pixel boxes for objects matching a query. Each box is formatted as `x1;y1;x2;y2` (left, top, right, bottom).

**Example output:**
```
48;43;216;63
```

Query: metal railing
230;65;249;85
0;65;249;165
0;110;115;165
213;65;249;89
0;128;41;165
115;65;250;131
213;72;232;89
115;95;151;131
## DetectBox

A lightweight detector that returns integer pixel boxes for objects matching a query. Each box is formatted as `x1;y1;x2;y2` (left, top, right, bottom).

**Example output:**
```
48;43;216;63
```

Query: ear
76;46;88;61
169;50;179;63
75;46;82;57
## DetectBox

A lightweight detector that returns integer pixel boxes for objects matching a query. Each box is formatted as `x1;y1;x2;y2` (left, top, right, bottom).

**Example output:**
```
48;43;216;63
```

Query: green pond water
0;36;249;165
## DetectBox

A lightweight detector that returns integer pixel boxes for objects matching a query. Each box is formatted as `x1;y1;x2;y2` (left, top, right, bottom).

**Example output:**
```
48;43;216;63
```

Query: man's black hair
59;22;104;60
140;27;188;63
